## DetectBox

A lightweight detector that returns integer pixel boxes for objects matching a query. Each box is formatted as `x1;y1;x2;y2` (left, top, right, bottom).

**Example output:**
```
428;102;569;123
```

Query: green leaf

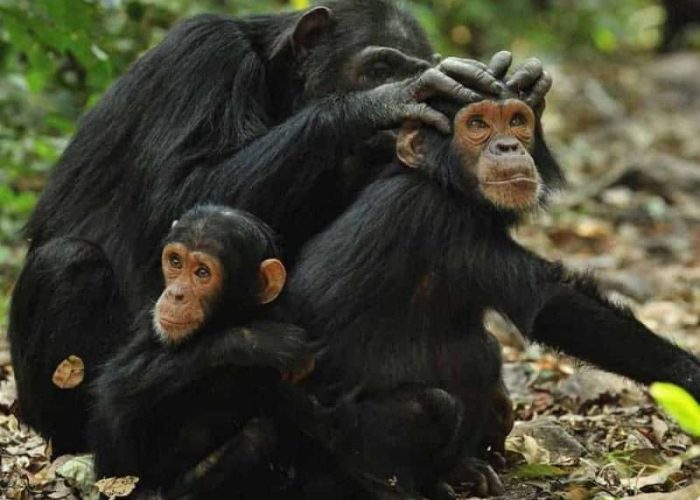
510;464;568;479
2;12;33;50
650;383;700;437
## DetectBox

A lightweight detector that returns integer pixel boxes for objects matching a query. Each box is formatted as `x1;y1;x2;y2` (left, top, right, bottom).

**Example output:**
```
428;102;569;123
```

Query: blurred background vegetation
0;0;698;329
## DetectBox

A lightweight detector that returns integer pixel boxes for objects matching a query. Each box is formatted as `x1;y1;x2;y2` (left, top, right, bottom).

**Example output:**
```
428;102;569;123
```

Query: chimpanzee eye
195;266;210;279
169;254;182;269
468;117;488;130
365;61;392;81
510;113;526;127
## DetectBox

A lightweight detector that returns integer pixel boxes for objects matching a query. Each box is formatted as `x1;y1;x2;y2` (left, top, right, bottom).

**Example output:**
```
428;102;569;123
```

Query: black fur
659;0;700;52
90;206;314;499
9;0;435;453
288;99;700;496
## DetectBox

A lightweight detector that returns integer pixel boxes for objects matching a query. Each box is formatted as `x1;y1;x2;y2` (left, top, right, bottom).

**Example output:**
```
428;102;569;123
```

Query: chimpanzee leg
658;4;684;53
438;383;512;498
475;382;514;469
164;418;283;500
9;237;127;454
318;387;467;499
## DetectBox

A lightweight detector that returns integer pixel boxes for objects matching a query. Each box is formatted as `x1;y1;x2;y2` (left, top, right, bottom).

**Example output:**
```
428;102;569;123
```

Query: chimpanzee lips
481;175;538;185
158;315;199;329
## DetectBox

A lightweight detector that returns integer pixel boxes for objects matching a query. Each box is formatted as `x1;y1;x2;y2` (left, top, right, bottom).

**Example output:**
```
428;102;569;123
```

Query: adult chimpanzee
659;0;700;52
91;205;317;499
287;96;700;497
10;0;551;453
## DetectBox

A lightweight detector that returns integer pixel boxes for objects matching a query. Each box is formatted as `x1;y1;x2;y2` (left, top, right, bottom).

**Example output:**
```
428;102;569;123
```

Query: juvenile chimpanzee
288;97;700;497
10;0;552;453
91;205;315;499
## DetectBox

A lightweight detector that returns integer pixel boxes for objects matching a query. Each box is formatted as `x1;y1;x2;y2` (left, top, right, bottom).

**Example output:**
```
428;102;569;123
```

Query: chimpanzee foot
485;449;507;471
425;481;458;500
444;457;504;498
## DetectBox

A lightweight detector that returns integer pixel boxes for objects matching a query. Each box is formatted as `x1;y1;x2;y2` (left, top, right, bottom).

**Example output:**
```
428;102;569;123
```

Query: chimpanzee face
152;207;287;344
343;45;433;91
397;99;544;212
287;1;434;100
453;100;541;210
154;242;224;343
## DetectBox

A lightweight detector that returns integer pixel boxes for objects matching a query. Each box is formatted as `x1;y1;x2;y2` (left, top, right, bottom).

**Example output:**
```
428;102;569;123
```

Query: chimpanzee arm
507;255;700;400
154;65;523;235
94;320;310;427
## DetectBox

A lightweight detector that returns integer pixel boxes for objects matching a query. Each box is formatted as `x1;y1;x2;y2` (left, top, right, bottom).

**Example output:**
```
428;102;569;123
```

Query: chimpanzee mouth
159;317;196;328
481;176;538;186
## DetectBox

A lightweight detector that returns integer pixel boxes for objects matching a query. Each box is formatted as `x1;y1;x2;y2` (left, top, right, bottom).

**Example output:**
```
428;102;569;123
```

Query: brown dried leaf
51;356;85;389
95;476;139;497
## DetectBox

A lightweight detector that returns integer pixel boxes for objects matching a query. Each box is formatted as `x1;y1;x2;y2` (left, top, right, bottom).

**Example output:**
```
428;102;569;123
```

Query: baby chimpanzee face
153;206;286;344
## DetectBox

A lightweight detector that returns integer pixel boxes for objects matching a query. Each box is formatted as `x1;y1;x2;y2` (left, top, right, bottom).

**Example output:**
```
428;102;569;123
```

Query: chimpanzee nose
167;287;186;302
489;137;522;155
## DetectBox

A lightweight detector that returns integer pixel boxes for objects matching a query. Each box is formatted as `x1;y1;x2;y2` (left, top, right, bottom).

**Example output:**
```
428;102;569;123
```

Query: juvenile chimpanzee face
154;243;224;343
454;99;541;210
398;99;543;212
152;206;287;344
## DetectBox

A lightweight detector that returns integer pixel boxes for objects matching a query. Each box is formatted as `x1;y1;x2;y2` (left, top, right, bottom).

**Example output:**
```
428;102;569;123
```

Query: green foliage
0;0;689;334
412;0;664;58
650;383;700;437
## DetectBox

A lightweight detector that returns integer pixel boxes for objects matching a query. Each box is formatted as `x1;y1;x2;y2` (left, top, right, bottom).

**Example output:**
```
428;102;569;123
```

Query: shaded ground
1;53;699;499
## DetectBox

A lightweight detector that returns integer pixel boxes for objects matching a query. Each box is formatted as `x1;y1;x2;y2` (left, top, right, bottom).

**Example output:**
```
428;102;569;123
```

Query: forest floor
0;53;699;499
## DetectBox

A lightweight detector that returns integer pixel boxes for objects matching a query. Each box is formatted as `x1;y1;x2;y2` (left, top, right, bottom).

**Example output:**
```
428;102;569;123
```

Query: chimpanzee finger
488;50;513;79
486;449;507;471
448;457;504;497
438;57;502;95
506;57;544;92
404;103;451;134
415;68;484;104
483;463;505;495
524;70;553;111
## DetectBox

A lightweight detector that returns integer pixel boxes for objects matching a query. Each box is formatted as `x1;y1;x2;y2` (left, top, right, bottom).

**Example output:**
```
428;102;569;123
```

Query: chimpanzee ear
396;120;425;169
292;7;334;59
258;259;287;304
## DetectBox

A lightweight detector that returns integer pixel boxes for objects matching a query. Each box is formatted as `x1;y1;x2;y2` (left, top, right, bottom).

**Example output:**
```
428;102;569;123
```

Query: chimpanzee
659;0;700;52
288;96;700;497
9;0;552;453
90;205;316;499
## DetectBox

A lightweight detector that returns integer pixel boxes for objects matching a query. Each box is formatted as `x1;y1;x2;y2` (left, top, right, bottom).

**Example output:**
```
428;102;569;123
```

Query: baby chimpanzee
90;205;314;499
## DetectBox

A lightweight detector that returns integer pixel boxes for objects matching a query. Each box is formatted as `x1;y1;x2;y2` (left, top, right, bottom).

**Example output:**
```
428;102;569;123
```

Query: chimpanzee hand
504;57;552;116
200;321;312;377
442;456;505;498
352;51;514;134
434;53;553;116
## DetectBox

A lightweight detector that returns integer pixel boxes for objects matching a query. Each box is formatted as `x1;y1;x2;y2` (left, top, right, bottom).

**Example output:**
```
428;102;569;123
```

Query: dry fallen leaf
51;356;85;389
506;434;551;465
95;476;139;498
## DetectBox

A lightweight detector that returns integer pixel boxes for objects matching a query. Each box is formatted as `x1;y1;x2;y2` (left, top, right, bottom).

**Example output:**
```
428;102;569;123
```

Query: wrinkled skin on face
154;242;223;343
454;99;541;210
397;98;543;213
